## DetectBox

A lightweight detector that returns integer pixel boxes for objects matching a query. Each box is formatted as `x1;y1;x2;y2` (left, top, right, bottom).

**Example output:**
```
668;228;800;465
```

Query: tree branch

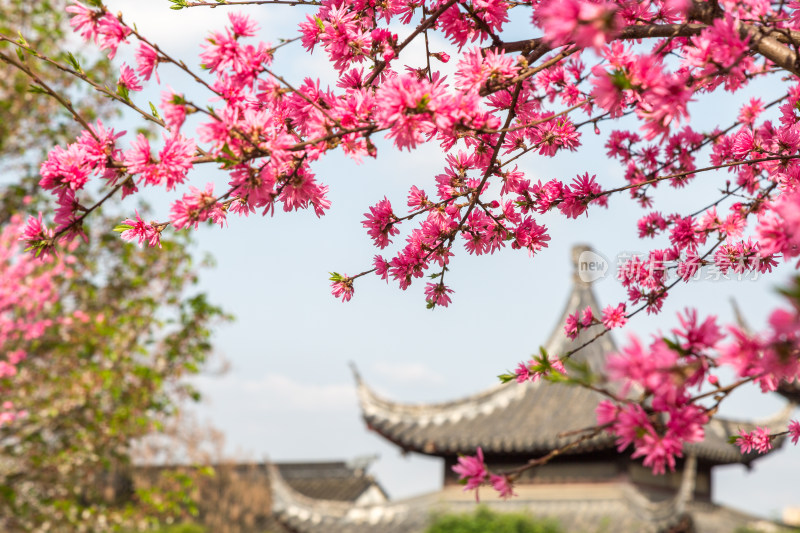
739;22;800;76
497;23;709;55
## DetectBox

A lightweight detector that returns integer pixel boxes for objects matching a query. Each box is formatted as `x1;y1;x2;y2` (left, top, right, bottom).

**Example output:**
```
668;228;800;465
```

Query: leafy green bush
426;506;563;533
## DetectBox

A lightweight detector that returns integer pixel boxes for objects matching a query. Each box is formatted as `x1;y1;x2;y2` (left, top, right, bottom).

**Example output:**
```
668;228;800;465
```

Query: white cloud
104;0;304;53
372;361;444;385
194;373;356;412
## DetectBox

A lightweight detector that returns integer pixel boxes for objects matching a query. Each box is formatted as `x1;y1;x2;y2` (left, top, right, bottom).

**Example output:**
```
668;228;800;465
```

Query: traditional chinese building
131;458;388;533
270;246;796;533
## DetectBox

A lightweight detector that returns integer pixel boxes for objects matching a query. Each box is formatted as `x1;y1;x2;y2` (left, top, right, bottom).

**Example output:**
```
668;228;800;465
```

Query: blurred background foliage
0;1;231;531
0;0;116;175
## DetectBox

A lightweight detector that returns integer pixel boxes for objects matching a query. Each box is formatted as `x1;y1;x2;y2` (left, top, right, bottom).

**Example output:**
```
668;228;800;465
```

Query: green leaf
27;84;48;95
329;272;342;282
149;101;162;120
220;143;237;159
66;51;81;72
117;83;130;101
609;68;632;91
113;224;134;233
497;373;516;384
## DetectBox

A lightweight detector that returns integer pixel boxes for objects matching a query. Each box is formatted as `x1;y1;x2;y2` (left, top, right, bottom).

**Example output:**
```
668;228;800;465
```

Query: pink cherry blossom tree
3;0;800;500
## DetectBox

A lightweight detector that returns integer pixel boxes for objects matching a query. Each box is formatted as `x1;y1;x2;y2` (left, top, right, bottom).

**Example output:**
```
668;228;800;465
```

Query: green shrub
426;506;563;533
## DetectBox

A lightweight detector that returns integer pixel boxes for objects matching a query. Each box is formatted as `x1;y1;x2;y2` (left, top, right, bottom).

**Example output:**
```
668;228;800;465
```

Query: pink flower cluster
66;2;130;58
2;217;76;427
452;447;516;500
537;0;621;52
735;427;773;455
720;306;800;393
596;310;724;474
117;211;162;248
564;305;595;340
514;353;566;383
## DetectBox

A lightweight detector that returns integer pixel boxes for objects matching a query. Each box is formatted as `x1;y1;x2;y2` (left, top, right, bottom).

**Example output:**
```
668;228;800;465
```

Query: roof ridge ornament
349;361;364;386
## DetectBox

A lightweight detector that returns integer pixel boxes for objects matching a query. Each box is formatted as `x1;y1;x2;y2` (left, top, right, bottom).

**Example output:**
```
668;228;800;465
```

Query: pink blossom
40;143;93;191
752;427;773;454
789;420;800;445
606;336;678;401
580;305;594;327
118;211;162;248
602;303;627;329
19;213;54;257
669;216;704;251
330;275;354;302
123;134;153;178
407;186;429;210
424;282;454;308
170;183;226;230
135;43;160;82
738;98;764;126
595;400;618;426
756;191;800;260
737;428;772;454
631;431;683;475
452;447;487;495
157;134;196;190
511;217;550;256
489;474;516;499
373;255;390;282
564;311;579;340
161;89;188;132
118;64;142;92
673;309;722;352
529;118;581;158
362;198;400;249
514;362;531;383
686;14;752;91
375;74;451;150
537;0;620;52
66;3;130;59
228;12;259;37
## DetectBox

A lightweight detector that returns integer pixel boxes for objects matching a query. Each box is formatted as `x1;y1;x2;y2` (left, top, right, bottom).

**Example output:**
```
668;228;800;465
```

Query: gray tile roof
270;455;795;533
276;462;387;502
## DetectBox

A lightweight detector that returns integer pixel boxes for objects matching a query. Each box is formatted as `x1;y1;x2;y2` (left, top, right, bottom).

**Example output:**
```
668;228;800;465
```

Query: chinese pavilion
270;246;796;533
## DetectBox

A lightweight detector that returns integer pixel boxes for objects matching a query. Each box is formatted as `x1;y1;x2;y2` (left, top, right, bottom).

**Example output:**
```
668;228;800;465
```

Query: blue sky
99;0;800;520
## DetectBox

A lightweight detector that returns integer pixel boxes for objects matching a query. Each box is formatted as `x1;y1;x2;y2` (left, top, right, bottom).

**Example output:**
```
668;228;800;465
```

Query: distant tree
0;3;228;531
0;205;228;532
426;507;563;533
0;0;114;172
